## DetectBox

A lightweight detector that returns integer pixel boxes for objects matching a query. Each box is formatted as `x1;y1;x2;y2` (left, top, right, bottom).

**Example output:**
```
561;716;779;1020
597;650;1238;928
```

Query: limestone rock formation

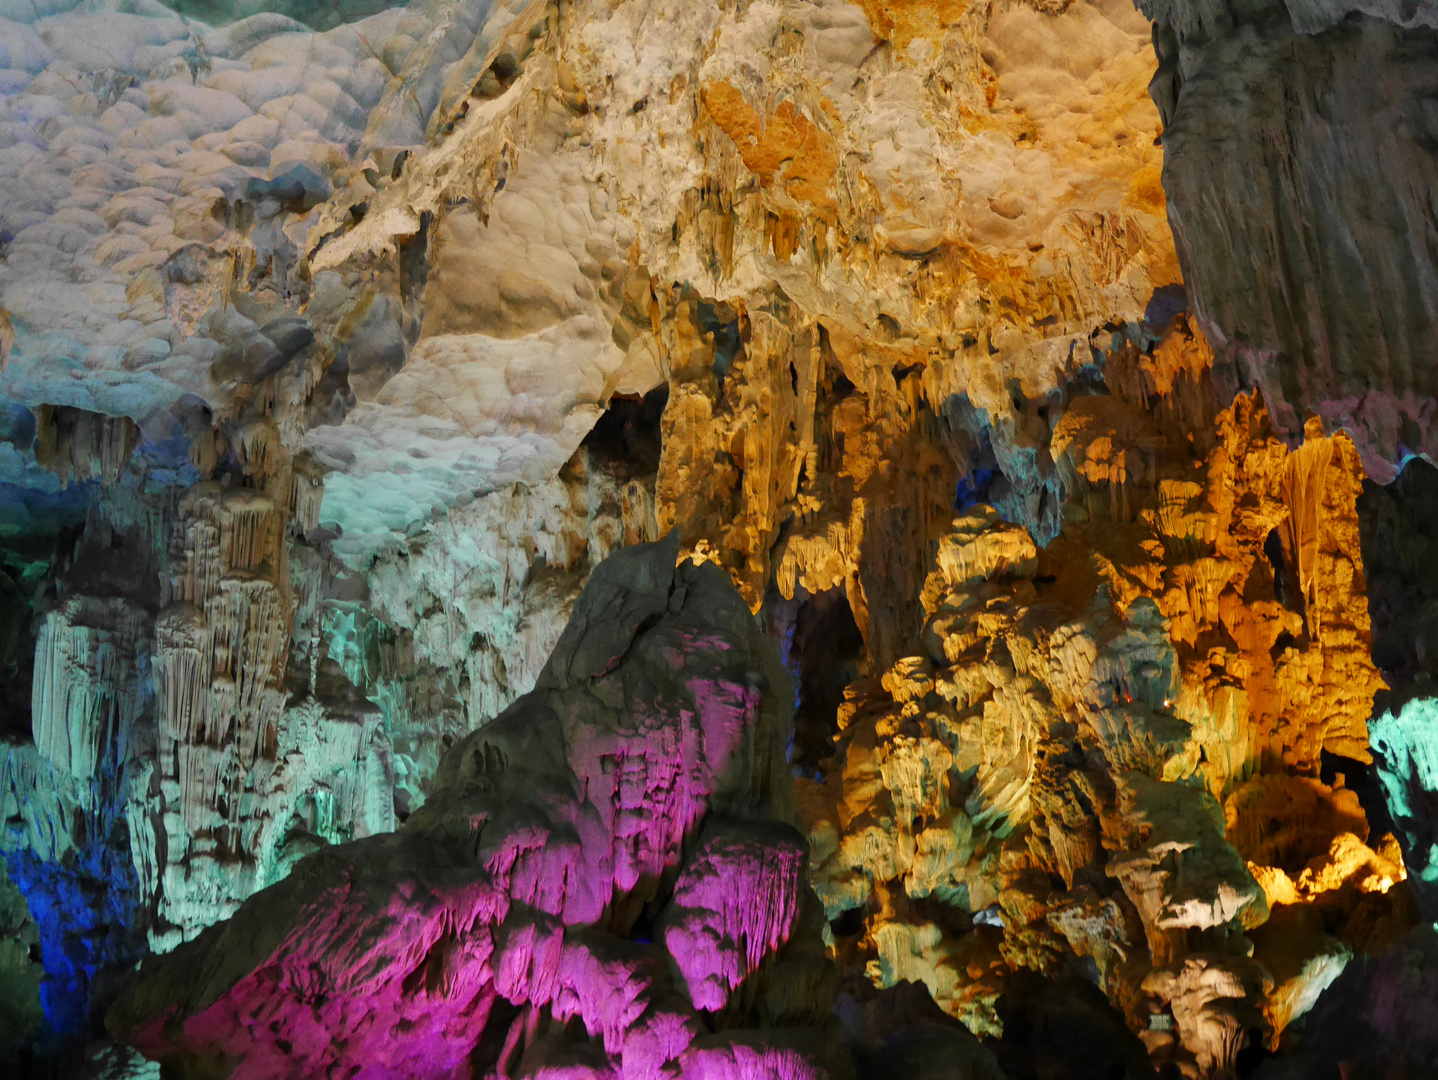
107;535;845;1079
796;312;1412;1075
0;0;1436;1077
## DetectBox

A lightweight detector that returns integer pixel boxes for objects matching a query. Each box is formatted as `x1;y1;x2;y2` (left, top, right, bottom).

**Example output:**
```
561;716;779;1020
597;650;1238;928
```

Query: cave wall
0;0;1434;1077
1148;0;1438;481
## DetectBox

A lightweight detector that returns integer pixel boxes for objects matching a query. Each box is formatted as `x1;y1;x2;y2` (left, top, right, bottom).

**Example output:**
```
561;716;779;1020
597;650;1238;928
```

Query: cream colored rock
1142;954;1271;1077
295;0;1177;565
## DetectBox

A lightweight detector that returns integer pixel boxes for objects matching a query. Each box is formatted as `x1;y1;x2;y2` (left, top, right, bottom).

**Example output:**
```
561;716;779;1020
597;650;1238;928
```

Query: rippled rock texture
0;0;1437;1078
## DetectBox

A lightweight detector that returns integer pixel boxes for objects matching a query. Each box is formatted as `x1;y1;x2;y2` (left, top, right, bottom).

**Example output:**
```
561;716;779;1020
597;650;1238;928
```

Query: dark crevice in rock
989;969;1154;1080
696;300;745;386
784;586;865;779
397;210;433;347
1359;456;1438;712
580;384;668;479
1320;750;1397;843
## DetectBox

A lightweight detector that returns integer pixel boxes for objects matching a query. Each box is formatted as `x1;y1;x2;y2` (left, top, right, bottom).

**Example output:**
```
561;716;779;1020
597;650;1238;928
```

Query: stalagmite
107;537;838;1079
0;0;1436;1075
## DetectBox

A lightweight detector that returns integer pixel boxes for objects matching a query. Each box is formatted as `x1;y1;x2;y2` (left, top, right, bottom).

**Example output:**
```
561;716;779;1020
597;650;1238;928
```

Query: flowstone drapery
3;1;1438;1077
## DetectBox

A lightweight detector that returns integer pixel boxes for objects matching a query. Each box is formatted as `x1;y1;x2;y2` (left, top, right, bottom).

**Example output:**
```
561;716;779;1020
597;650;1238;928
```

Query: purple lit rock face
106;535;840;1078
662;823;806;1014
9;0;1438;1074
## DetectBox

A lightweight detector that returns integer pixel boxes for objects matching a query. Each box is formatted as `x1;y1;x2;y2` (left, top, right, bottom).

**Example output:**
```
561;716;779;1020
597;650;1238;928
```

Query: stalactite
796;314;1412;1075
0;0;1435;1075
31;406;140;488
30;598;151;783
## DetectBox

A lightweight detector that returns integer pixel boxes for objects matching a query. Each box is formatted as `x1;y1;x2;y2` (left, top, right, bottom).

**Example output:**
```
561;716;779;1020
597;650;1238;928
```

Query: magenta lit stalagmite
0;1;1436;1077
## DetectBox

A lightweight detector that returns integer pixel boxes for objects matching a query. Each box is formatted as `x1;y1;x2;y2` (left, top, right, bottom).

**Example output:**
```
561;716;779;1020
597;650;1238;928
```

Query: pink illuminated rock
107;536;840;1078
662;821;808;1012
676;1030;853;1080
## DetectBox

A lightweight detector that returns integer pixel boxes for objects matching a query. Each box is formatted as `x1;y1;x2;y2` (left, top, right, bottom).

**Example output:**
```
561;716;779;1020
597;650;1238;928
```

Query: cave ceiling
0;0;1437;1078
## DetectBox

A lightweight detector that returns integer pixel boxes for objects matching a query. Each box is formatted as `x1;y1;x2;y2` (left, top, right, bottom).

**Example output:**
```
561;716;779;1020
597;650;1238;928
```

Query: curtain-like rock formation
1148;0;1438;483
0;0;1436;1077
107;536;844;1079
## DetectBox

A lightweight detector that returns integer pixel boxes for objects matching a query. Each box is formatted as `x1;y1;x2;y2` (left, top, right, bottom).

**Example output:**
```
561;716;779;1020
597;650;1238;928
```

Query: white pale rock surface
0;0;1178;568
